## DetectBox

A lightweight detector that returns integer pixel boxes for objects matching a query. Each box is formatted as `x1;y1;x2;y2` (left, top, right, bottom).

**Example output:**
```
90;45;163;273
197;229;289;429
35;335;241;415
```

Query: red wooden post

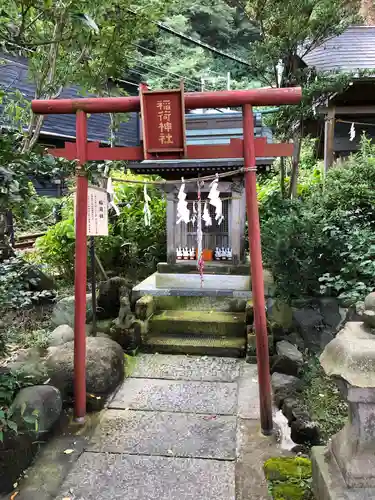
243;104;273;435
74;110;88;421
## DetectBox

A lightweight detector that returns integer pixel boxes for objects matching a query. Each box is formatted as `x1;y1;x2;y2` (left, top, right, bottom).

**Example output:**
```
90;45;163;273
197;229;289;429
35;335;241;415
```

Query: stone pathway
55;354;281;500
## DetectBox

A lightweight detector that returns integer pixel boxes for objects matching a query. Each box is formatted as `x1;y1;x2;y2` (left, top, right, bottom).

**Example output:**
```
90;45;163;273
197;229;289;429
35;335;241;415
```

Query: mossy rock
272;482;306;500
264;457;312;482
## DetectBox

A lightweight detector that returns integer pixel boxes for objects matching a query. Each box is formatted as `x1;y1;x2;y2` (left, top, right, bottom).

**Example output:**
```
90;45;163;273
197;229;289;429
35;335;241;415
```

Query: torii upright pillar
32;86;302;435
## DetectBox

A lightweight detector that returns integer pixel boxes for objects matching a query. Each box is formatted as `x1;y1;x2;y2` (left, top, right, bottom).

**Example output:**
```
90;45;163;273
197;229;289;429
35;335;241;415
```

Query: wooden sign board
140;83;187;159
74;186;108;236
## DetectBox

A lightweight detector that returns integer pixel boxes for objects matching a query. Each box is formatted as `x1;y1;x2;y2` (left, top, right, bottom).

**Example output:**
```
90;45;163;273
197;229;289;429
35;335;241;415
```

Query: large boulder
271;340;303;377
271;372;302;408
25;265;55;292
290;412;320;445
9;385;62;437
97;276;133;320
7;348;49;385
293;306;324;353
364;292;375;311
51;294;93;327
318;298;342;331
49;324;74;347
46;336;124;397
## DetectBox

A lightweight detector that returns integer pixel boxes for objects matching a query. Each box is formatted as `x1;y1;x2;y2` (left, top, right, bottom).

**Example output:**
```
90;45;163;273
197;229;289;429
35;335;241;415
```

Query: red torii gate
32;86;302;435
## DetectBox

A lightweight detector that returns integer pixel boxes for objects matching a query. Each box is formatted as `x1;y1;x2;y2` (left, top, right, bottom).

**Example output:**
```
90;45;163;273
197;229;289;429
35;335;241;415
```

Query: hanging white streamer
176;177;190;224
202;201;212;227
208;173;224;225
143;184;151;226
107;177;120;216
349;122;356;142
191;201;197;225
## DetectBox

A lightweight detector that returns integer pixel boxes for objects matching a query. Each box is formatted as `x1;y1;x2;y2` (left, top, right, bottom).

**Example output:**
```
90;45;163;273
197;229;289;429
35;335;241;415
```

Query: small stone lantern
312;292;375;499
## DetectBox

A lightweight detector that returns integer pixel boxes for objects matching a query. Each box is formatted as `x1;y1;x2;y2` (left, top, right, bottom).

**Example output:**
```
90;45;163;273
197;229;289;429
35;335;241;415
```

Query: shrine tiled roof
302;26;375;73
0;53;139;146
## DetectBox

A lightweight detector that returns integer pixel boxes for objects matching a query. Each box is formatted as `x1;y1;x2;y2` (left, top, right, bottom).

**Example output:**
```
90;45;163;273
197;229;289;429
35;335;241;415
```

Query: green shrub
260;137;375;304
0;256;55;310
14;195;63;234
34;218;76;279
97;179;166;279
34;174;166;281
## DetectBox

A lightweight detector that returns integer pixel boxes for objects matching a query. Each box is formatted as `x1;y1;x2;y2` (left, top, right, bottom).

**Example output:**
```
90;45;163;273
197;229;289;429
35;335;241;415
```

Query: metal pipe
74;110;88;422
31;87;302;114
243;103;273;435
90;236;97;337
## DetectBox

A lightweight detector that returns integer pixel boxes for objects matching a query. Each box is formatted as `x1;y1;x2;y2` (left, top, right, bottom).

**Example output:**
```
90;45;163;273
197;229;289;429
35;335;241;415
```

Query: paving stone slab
236;419;288;500
131;353;241;382
110;378;238;415
237;364;260;419
57;452;235;500
87;409;237;459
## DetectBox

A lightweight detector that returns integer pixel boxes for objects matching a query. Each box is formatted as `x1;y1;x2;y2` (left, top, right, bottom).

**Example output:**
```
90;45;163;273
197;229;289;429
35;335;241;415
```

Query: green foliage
301;356;347;442
34;218;76;279
0;256;55;310
0;369;45;441
15;196;63;234
135;0;260;91
260;137;375;304
16;328;50;350
34;172;166;280
97;178;166;279
0;133;72;210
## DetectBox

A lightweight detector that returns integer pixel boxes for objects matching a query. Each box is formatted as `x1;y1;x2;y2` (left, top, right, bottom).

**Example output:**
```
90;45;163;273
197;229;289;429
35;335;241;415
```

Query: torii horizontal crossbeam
31;87;301;114
49;138;293;162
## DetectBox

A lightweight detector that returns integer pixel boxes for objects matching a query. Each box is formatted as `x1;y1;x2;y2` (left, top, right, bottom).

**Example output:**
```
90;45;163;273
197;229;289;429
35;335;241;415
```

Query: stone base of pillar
311;446;375;500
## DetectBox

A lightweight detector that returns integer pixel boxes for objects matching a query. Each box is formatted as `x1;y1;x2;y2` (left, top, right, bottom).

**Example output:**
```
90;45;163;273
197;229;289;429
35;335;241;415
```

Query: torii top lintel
31;87;301;114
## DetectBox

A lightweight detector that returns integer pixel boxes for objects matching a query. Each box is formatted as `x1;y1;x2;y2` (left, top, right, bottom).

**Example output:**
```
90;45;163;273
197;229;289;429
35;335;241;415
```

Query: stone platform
132;268;274;303
157;261;251;275
312;447;375;500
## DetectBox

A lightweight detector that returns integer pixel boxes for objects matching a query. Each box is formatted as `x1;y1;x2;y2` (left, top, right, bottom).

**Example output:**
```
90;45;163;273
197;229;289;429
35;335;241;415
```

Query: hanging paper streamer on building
191;201;197;225
208;174;224;225
176;177;190;224
106;177;120;216
143;184;151;226
202;200;212;227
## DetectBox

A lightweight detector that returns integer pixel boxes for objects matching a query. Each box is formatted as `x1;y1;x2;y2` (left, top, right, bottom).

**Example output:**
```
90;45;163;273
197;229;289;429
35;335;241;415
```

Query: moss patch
264;457;312;482
300;356;347;443
264;457;313;500
273;483;306;500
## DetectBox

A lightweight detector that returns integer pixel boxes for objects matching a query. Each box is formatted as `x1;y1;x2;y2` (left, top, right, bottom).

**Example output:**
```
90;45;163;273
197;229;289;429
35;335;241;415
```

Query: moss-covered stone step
149;310;246;338
143;335;246;357
153;295;247;313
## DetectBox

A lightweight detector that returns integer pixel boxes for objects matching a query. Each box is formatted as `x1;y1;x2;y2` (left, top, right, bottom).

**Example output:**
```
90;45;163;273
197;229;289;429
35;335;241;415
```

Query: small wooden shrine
130;110;276;266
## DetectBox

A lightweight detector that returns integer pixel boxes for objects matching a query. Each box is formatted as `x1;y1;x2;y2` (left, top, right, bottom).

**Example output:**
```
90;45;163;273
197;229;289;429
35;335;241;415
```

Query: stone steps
144;309;246;357
143;335;246;357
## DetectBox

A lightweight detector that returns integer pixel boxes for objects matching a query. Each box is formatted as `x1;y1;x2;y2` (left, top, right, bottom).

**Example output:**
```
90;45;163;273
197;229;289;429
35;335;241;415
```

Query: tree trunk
0;211;14;263
289;128;302;199
280;157;286;198
109;113;117;147
21;13;65;153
